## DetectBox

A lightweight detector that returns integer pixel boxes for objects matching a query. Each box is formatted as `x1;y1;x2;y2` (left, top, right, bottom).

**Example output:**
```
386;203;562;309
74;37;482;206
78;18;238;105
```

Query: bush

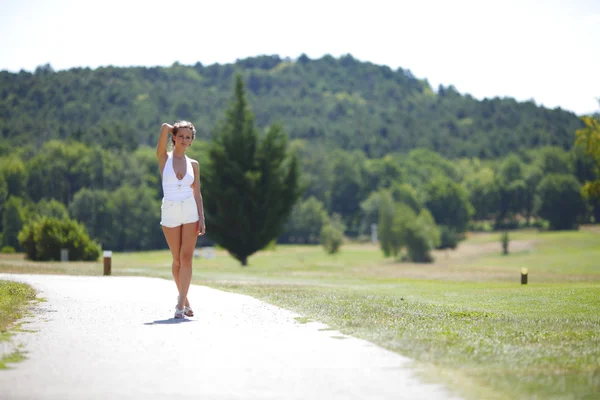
320;214;345;255
18;217;101;261
404;209;440;263
0;245;15;253
438;225;460;249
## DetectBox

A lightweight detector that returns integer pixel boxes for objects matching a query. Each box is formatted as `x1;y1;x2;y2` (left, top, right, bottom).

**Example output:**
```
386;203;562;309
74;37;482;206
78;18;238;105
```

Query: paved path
0;274;459;400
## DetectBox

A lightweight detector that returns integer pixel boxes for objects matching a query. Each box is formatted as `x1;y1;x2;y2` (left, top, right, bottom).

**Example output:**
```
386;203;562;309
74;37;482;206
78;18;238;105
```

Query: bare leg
162;225;185;306
176;222;199;310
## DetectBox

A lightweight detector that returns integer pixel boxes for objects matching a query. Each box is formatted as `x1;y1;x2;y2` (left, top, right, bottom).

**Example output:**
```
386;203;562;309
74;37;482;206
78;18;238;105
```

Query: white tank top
162;152;194;201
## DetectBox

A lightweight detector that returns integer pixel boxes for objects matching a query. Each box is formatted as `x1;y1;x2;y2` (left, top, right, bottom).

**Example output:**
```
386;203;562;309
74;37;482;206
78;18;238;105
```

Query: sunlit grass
1;229;599;398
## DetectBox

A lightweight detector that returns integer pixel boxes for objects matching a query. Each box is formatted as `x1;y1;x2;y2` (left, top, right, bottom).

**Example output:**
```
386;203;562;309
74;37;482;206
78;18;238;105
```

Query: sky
1;0;599;115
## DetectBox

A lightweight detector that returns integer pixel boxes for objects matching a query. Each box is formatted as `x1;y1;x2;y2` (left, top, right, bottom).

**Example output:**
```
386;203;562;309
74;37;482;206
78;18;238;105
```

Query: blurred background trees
0;55;597;262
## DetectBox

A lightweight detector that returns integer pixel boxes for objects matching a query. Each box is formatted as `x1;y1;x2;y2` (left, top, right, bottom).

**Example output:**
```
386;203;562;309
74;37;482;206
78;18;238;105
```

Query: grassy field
1;228;599;399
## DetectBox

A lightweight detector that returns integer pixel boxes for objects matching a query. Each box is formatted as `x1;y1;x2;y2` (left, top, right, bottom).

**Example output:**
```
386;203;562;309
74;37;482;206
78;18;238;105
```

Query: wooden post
521;268;528;285
103;251;112;276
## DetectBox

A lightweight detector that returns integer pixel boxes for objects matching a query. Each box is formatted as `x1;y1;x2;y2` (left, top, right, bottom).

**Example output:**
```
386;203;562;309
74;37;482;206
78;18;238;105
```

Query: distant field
1;228;599;399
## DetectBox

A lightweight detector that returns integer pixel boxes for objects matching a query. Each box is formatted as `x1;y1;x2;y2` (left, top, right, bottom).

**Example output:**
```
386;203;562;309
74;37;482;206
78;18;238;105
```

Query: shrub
320;214;345;255
18;217;101;261
404;209;440;263
0;245;15;253
438;225;460;249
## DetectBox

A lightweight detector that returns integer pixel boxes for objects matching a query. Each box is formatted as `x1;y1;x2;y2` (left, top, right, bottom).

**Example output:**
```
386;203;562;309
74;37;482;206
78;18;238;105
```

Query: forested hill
0;54;583;158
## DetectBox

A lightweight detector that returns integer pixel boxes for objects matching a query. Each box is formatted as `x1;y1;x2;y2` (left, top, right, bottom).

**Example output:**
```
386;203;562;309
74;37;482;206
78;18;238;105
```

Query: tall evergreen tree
203;75;301;265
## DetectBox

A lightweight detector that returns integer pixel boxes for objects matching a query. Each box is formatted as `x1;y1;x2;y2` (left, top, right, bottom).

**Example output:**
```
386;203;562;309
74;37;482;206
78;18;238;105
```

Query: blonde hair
172;120;196;145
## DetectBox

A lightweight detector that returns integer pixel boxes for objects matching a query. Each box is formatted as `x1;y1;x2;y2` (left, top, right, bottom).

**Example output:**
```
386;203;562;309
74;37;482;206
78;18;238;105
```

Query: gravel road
0;274;459;400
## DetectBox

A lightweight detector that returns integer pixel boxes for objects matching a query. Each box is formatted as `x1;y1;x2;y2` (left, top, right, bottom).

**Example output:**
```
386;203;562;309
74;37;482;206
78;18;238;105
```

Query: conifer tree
203;75;301;265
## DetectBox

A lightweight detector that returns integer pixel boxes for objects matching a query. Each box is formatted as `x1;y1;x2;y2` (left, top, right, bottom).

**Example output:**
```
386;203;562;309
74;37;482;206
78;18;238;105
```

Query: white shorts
160;196;199;228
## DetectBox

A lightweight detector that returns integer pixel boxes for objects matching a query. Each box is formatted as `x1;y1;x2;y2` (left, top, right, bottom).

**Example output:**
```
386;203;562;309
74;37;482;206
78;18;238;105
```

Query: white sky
1;0;599;115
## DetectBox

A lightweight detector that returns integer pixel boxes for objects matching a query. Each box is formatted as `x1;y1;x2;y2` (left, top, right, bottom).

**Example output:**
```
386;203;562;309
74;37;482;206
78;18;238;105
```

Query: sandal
174;306;185;319
176;296;193;317
183;306;194;317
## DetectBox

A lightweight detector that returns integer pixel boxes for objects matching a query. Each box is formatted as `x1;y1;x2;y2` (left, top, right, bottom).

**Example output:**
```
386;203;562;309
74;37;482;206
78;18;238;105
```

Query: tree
391;183;422;214
203;75;301;265
575;116;600;200
280;196;328;244
423;177;473;233
534;174;586;230
34;199;69;220
0;156;26;197
328;150;366;231
69;189;114;248
0;175;7;234
2;196;24;250
377;190;398;257
535;146;573;175
109;185;162;251
463;167;499;220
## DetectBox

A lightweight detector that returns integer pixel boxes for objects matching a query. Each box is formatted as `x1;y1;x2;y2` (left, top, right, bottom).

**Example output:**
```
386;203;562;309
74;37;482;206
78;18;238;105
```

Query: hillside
0;54;583;158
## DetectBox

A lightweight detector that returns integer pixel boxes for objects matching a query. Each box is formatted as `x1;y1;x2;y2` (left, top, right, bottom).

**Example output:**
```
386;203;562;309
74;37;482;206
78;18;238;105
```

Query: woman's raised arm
156;123;173;160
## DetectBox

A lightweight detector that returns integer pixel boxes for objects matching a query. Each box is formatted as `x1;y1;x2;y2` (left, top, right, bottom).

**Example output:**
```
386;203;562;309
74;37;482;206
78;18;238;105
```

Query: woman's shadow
143;318;195;325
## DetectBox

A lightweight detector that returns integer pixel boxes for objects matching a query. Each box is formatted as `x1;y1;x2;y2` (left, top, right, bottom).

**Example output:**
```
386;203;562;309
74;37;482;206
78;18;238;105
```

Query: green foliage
575;116;600;200
423;177;473;233
0;156;26;197
0;175;7;233
2;196;24;251
203;75;301;265
438;225;460;250
320;214;345;255
34;199;69;220
109;185;162;251
535;146;573;175
403;209;441;263
377;196;439;262
69;189;114;248
534;174;586;230
18;216;101;261
0;246;15;253
360;191;384;237
0;55;583;159
328;150;366;228
501;231;510;255
377;190;398;257
390;183;422;213
463;166;498;220
281;196;329;244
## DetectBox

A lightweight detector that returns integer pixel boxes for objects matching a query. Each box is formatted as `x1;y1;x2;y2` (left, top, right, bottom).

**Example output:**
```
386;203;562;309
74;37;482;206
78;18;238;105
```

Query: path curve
0;274;459;400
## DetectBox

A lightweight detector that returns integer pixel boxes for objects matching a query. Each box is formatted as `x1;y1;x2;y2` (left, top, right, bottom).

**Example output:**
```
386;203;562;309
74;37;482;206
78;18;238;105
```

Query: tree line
1;111;597;258
1;60;598;264
0;54;584;160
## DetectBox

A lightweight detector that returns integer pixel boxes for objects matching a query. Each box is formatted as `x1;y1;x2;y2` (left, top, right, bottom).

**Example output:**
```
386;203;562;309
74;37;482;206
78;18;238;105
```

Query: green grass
0;280;37;338
1;229;599;398
0;349;25;369
0;280;37;369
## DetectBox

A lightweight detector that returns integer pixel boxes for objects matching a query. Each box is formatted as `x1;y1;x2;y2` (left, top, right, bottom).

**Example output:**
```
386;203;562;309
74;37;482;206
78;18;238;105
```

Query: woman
156;121;206;318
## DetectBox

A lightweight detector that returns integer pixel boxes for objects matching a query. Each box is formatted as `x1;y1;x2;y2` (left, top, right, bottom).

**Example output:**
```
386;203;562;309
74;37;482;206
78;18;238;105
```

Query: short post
103;251;112;276
60;248;69;262
521;267;528;285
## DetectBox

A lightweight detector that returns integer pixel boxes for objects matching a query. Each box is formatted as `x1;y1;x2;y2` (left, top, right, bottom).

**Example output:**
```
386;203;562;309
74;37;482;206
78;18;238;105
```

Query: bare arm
191;160;206;236
156;123;173;161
